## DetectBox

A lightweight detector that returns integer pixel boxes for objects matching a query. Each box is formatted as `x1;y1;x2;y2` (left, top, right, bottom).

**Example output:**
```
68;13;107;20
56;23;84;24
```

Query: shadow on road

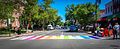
63;30;86;33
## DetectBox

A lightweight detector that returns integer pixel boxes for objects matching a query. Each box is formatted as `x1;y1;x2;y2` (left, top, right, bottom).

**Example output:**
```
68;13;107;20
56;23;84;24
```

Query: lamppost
8;18;11;36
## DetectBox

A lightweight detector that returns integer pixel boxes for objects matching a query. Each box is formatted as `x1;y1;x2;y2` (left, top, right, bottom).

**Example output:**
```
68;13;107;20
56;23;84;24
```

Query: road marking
35;36;45;40
64;36;70;39
50;36;57;39
24;36;36;40
40;36;49;39
80;36;91;39
60;35;64;39
11;36;33;40
89;36;99;39
74;36;84;39
45;36;52;39
68;35;75;39
10;35;102;40
30;36;42;40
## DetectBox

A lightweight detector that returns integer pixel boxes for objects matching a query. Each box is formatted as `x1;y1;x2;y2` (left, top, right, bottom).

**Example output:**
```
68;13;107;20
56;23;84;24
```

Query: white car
47;24;54;30
56;25;61;29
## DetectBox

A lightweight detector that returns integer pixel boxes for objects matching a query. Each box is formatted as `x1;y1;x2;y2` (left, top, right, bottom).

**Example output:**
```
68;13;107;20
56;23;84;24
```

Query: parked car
47;24;54;30
69;25;78;32
55;25;61;29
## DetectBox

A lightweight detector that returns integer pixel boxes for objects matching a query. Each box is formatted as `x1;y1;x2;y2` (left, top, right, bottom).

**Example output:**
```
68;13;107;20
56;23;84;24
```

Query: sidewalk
86;31;114;40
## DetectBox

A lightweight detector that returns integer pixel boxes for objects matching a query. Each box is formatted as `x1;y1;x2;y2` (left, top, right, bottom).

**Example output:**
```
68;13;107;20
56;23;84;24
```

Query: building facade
105;1;113;17
112;0;120;14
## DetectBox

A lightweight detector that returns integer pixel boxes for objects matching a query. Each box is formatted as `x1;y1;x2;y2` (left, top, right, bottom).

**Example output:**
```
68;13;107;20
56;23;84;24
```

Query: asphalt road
0;29;120;49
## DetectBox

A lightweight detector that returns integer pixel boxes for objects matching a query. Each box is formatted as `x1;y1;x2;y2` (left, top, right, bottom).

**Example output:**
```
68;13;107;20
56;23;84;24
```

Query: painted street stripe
56;36;61;39
25;36;36;40
89;36;99;39
80;36;91;39
68;35;75;39
40;36;49;39
30;36;41;40
50;36;57;39
11;35;102;40
74;36;84;39
35;36;45;40
11;36;24;40
60;35;64;39
45;36;52;39
64;36;70;39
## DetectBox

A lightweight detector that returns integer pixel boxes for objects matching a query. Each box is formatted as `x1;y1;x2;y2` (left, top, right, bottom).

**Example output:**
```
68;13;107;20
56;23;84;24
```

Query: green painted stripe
64;36;70;39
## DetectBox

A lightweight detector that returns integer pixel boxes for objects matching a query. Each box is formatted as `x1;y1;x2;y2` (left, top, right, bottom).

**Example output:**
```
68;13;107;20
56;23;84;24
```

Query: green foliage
65;3;98;25
0;0;14;19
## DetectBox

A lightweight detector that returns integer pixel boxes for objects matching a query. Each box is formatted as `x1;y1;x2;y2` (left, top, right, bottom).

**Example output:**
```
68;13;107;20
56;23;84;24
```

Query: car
47;24;54;30
55;25;61;29
69;25;78;32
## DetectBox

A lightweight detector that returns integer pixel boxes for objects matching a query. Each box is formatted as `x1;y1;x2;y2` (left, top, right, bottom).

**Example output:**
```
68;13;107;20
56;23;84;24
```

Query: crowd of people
92;22;120;39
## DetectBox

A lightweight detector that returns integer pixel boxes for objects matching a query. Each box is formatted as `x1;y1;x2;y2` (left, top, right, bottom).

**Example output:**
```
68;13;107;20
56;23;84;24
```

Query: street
10;29;101;40
0;29;120;49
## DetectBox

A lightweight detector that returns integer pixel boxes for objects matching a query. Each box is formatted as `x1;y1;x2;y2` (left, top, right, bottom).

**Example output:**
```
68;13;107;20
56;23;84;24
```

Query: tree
0;0;14;23
65;3;98;26
32;0;61;30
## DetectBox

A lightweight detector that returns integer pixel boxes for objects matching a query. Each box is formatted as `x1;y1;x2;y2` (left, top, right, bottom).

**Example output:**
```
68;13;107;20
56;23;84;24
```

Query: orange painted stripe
45;36;52;39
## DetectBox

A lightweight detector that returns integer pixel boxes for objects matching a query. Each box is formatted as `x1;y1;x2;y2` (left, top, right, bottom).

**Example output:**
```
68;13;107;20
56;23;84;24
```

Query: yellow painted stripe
50;36;57;39
45;36;52;39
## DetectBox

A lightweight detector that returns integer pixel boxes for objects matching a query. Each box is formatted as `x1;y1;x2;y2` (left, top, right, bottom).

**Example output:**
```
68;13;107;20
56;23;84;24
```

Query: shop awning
97;17;107;22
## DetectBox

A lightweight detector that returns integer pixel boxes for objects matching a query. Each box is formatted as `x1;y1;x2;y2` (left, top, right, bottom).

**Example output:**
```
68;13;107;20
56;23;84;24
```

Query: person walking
15;27;21;36
108;24;113;36
113;23;120;39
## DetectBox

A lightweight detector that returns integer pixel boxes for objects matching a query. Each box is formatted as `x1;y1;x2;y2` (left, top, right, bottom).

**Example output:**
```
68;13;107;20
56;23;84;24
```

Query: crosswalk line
74;36;84;39
80;36;91;39
64;36;70;39
50;36;57;39
40;36;49;39
89;36;100;39
10;35;102;40
68;35;75;39
24;36;36;40
30;36;42;40
60;35;64;39
11;36;33;40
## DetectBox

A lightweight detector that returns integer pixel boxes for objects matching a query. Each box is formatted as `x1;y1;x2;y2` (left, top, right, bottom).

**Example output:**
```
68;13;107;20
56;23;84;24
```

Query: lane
0;40;120;49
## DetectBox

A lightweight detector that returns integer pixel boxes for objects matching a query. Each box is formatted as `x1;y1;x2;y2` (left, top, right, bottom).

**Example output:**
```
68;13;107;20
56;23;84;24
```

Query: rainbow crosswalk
11;35;101;40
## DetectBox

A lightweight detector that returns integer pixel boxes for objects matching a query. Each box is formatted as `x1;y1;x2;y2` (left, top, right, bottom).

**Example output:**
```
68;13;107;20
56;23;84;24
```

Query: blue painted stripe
80;36;91;39
89;36;99;39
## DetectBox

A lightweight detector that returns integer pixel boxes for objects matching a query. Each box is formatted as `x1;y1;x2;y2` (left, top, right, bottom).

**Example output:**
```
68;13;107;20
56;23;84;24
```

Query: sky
38;0;112;22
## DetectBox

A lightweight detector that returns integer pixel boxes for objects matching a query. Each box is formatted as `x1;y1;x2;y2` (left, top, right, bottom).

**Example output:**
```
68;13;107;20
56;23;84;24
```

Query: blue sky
38;0;111;22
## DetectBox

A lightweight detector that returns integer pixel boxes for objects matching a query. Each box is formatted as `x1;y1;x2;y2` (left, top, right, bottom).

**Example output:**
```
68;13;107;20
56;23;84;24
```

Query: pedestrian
96;26;100;36
104;28;109;37
113;23;120;39
15;27;21;36
108;24;113;36
92;24;96;36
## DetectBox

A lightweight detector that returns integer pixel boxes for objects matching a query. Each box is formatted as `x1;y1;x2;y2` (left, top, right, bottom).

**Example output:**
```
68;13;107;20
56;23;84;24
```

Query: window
111;6;112;12
106;8;107;14
108;7;109;13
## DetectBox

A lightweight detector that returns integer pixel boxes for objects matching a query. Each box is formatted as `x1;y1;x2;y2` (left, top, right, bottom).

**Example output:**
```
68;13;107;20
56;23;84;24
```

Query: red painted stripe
35;36;45;40
25;36;36;40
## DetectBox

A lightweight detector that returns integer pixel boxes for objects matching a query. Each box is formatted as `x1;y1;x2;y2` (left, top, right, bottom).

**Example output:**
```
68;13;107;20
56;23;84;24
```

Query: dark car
69;25;78;32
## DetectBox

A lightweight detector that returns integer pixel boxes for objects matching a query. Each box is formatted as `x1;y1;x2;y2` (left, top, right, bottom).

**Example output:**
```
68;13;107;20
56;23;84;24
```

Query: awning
97;17;107;22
